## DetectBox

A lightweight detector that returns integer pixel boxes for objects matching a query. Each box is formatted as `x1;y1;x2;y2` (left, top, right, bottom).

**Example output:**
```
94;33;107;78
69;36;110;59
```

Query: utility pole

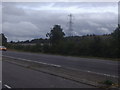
68;14;73;36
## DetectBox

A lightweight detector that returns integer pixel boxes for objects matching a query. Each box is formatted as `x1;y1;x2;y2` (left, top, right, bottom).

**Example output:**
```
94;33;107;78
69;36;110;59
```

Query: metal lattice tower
68;14;73;36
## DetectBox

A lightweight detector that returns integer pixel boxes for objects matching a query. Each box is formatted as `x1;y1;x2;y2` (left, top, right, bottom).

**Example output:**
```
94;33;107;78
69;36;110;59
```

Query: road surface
0;51;2;89
0;57;2;89
2;51;118;77
2;61;94;88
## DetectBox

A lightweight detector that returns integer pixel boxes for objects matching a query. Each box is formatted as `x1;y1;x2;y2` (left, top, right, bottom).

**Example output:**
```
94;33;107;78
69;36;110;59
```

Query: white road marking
4;84;12;89
2;55;61;68
66;66;119;78
3;55;118;78
86;70;118;78
0;81;1;83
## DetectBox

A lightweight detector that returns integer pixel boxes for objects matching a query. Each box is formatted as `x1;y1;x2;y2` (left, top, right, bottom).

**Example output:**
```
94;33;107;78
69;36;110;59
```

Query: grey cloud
53;2;117;8
17;2;117;8
72;12;117;35
3;21;45;41
3;3;26;16
2;2;118;41
0;2;2;33
2;3;27;24
9;2;118;7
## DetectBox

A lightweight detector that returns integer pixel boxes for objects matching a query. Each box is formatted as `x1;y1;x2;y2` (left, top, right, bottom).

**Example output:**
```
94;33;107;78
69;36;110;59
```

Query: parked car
0;46;7;51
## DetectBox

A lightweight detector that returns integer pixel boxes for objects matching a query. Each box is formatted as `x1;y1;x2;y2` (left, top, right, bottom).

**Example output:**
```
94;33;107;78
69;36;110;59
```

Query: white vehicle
0;46;7;51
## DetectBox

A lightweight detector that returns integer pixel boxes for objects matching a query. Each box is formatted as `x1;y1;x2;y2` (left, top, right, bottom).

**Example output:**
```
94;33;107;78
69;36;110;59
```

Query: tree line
6;24;120;59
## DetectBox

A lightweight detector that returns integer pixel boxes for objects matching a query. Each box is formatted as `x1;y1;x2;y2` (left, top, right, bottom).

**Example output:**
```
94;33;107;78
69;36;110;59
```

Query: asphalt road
0;51;2;89
2;61;94;88
3;51;118;77
0;57;2;89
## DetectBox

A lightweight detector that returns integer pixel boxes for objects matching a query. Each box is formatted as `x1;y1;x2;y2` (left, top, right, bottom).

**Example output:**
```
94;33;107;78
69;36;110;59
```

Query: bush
103;80;114;85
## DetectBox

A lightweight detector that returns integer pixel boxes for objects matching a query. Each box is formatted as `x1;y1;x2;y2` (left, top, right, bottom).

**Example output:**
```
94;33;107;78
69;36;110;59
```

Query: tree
112;24;120;41
46;25;65;45
90;36;102;57
111;24;120;58
0;33;7;46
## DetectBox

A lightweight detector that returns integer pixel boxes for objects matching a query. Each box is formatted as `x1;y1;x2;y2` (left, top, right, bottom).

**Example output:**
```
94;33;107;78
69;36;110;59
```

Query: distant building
17;43;44;46
20;43;36;46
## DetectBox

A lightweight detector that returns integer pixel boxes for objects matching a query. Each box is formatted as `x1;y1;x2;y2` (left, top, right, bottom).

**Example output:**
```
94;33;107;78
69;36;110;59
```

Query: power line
68;14;73;36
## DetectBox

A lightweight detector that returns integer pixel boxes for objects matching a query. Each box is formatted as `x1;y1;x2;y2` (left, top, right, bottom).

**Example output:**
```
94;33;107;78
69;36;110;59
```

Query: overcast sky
2;2;118;41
